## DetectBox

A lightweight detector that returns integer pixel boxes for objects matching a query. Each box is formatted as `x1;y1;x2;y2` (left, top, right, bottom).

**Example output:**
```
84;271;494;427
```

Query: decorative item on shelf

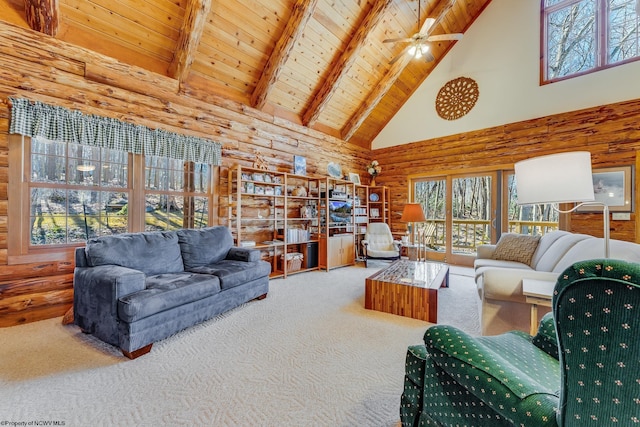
367;160;381;186
253;151;270;170
348;173;361;184
258;206;271;219
369;193;379;202
291;185;307;197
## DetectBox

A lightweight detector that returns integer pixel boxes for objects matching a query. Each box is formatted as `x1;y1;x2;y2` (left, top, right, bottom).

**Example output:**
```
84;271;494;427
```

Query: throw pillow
491;233;541;266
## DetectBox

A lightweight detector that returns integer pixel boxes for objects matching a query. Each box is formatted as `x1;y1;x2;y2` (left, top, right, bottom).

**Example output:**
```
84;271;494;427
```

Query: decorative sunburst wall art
435;77;479;120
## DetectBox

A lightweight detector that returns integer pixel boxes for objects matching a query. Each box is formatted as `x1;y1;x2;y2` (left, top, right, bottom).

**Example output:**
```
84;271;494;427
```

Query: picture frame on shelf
293;155;307;175
348;173;361;185
370;208;380;218
577;166;633;212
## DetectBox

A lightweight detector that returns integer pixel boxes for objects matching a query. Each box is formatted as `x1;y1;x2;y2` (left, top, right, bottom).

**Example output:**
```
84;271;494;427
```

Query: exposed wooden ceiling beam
302;0;393;128
250;0;319;110
341;0;456;141
168;0;212;83
24;0;59;36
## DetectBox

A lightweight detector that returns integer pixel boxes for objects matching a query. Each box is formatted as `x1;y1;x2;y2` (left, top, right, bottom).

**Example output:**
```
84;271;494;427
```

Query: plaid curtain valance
9;97;222;166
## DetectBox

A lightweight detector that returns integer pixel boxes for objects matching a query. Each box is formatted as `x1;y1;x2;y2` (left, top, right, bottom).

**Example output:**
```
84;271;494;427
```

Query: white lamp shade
514;151;595;205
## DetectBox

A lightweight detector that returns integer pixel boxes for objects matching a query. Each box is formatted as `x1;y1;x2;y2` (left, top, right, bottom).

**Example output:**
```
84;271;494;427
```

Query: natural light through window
543;0;640;82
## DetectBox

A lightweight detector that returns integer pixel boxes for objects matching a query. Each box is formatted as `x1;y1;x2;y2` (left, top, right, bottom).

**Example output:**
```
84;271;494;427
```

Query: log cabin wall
373;98;640;243
0;22;368;327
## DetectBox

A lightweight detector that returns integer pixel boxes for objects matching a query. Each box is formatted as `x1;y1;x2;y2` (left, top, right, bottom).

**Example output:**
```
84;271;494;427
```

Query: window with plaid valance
8;97;222;166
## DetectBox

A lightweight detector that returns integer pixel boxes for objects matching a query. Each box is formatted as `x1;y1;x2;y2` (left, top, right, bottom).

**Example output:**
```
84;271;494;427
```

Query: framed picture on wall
293;155;306;175
577;166;633;212
348;173;361;185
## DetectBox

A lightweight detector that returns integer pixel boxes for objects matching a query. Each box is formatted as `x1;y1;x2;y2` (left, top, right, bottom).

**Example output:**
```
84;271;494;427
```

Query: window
542;0;640;82
506;172;559;235
11;135;214;254
145;157;211;231
8;98;221;259
29;137;129;245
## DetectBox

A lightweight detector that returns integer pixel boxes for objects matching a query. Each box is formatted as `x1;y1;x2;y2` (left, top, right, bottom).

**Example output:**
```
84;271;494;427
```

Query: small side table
522;278;555;335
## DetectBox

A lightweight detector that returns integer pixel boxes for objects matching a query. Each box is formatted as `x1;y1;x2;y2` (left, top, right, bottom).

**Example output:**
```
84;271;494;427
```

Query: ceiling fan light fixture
408;45;417;57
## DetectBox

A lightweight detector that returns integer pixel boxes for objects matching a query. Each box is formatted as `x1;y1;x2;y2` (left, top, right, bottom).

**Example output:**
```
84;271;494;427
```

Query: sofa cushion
85;231;184;276
177;226;234;270
533;231;592;272
188;260;271;290
118;272;221;322
491;233;540;266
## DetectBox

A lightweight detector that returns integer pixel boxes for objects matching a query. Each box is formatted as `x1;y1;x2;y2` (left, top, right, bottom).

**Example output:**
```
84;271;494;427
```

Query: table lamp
514;151;609;258
401;203;426;245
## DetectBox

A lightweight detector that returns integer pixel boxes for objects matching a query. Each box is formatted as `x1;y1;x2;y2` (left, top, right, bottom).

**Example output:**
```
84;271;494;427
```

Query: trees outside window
26;136;212;247
543;0;639;82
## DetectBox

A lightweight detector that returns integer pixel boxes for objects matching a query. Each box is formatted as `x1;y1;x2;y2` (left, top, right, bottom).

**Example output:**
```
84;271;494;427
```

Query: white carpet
0;264;479;427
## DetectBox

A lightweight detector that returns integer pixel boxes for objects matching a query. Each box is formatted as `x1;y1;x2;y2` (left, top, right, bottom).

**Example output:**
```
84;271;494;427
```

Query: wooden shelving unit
229;166;392;275
368;186;390;225
318;177;356;271
228;165;322;278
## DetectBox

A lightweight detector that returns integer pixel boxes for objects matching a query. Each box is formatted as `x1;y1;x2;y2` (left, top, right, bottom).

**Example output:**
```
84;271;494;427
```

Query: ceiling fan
384;0;463;64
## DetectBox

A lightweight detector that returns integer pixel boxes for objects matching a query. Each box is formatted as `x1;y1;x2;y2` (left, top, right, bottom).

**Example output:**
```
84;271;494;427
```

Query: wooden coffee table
365;260;449;322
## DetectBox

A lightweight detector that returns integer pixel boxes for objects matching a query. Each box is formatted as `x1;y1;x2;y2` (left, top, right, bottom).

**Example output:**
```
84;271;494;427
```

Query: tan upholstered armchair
361;222;401;267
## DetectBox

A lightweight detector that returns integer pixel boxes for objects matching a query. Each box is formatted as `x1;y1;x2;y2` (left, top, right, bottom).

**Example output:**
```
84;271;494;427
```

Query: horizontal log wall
373;99;640;243
0;22;368;327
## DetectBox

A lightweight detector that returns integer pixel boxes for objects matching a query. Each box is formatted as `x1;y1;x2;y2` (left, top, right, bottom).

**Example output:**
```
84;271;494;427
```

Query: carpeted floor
0;263;479;427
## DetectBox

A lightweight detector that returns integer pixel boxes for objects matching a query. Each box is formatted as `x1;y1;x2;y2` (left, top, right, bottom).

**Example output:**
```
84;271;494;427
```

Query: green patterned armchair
401;259;640;426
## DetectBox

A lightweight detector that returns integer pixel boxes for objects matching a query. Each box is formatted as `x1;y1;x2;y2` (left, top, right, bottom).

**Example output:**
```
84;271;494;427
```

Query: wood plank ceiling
2;0;491;148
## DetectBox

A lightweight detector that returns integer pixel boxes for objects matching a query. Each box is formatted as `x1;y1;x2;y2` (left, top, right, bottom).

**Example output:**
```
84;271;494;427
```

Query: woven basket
280;253;303;272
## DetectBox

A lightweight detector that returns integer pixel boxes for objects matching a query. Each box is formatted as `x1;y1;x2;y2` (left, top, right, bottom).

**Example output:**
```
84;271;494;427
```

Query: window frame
8;135;217;264
541;0;640;84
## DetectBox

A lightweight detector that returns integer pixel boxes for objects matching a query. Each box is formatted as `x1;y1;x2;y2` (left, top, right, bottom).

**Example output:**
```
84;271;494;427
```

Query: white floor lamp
514;151;610;258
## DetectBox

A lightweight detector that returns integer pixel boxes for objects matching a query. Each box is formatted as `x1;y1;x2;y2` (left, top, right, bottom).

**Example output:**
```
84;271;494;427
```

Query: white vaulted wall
373;0;640;149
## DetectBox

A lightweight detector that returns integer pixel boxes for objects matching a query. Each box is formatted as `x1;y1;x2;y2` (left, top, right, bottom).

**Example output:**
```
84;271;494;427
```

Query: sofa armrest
226;247;261;262
476;244;496;259
74;265;146;302
532;312;559;359
483;268;559;303
73;265;146;340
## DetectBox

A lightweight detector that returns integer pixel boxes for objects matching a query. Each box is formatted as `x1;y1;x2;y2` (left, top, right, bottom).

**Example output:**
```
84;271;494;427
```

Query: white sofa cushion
532;231;592;272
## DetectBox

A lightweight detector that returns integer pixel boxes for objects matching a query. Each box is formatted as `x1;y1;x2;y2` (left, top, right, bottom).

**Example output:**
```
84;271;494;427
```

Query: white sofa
474;230;640;335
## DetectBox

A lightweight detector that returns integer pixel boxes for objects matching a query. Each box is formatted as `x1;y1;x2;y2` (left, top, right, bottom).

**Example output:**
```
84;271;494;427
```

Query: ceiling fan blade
427;33;463;42
422;18;435;33
390;45;413;65
383;37;414;44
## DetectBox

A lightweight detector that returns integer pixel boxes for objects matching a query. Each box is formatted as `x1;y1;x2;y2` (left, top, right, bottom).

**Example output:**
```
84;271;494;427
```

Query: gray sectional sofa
73;226;271;358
